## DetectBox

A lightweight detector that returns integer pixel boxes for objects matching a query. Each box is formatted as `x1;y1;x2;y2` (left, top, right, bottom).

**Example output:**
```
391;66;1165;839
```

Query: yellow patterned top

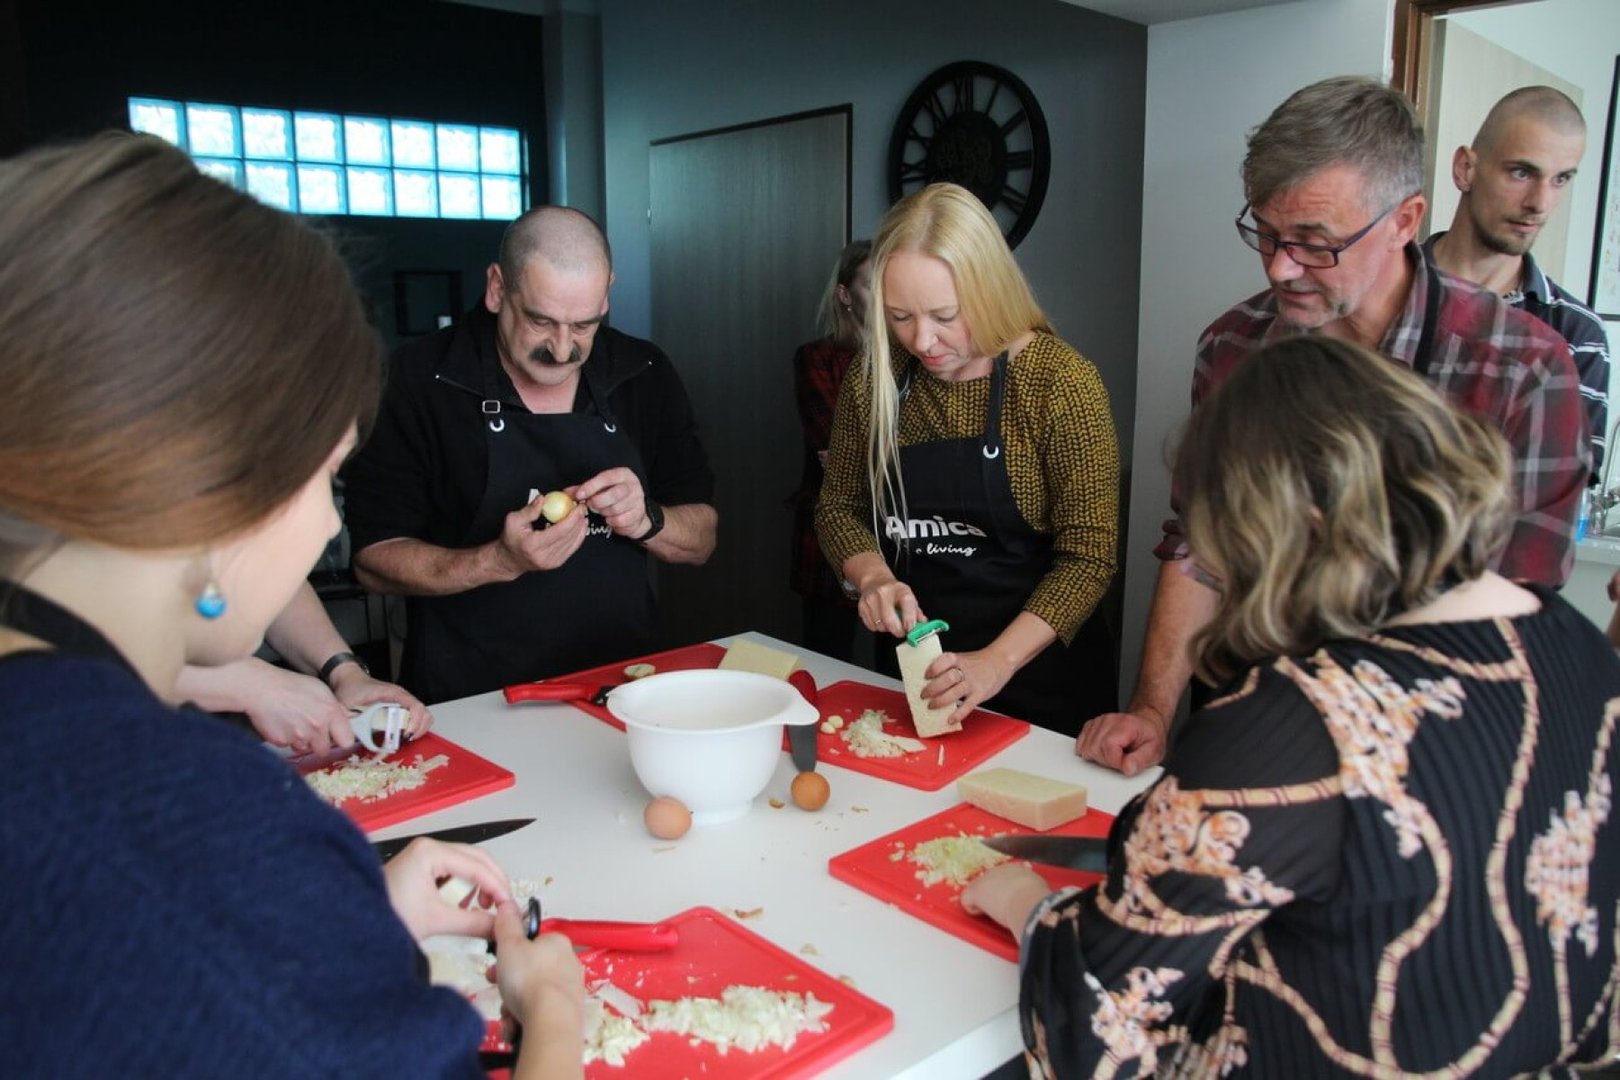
813;331;1118;643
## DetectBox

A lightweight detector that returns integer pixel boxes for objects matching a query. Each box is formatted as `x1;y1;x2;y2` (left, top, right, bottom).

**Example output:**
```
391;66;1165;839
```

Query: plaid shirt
1424;233;1611;481
789;337;858;600
1155;243;1589;587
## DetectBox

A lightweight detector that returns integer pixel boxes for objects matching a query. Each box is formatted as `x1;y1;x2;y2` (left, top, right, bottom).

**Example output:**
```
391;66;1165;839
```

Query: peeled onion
540;490;577;523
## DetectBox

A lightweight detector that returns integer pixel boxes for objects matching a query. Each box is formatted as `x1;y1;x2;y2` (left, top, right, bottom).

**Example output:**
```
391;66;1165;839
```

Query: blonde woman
789;239;871;662
0;134;583;1077
965;337;1620;1076
815;183;1118;734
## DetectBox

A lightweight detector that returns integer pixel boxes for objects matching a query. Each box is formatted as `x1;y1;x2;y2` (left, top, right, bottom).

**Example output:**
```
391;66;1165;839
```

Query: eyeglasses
1234;199;1403;268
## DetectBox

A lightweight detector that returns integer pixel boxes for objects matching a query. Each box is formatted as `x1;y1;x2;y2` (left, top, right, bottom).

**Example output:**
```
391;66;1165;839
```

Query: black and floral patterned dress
1019;587;1620;1078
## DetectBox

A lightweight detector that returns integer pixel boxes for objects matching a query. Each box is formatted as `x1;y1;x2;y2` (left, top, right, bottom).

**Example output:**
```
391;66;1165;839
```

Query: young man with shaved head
1426;86;1611;481
344;206;718;702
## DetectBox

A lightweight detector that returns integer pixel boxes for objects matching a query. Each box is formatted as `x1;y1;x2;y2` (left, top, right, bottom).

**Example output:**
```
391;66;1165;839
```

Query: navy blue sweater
0;652;485;1077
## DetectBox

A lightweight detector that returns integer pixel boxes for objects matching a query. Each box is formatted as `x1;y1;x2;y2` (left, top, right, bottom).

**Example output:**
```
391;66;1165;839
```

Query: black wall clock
887;60;1051;249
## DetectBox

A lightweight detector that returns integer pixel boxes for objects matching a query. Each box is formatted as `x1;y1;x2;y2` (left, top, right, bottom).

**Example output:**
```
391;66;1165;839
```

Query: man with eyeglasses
1424;86;1609;485
1076;75;1588;778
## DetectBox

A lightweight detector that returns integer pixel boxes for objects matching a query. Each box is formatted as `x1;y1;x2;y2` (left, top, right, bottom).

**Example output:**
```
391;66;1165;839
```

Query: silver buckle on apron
482;399;504;433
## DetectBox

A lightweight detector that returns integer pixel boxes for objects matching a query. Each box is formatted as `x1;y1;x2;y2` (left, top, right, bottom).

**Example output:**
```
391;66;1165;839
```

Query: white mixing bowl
607;669;819;824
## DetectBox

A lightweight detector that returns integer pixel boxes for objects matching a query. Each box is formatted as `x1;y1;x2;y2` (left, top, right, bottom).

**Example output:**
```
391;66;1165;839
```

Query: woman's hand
178;657;356;754
328;665;434;739
961;862;1052;939
493;903;585;1072
922;647;1013;725
844;553;923;637
381;839;513;941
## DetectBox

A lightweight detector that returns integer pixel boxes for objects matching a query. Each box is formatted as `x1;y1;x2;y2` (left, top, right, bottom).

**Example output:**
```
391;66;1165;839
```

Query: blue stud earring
195;582;227;620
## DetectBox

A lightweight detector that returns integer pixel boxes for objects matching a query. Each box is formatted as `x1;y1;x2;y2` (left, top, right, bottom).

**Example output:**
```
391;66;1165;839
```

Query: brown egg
643;796;692;839
791;771;830;812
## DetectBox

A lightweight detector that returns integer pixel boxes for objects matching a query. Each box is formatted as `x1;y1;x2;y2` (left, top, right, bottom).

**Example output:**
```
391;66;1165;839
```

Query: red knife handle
538;918;679;952
787;669;818;708
503;682;599;704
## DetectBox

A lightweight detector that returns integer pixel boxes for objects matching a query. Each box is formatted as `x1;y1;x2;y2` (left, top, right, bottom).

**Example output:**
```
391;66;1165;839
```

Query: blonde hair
862;184;1052;535
0;132;381;560
1177;338;1513;684
814;238;871;347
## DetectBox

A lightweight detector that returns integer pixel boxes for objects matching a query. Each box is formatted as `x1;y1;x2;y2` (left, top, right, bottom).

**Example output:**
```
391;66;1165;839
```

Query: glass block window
129;97;526;221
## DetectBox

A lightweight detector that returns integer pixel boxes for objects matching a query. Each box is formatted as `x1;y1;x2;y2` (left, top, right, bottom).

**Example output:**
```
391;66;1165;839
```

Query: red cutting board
487;906;892;1078
828;803;1114;962
298;732;514;833
531;642;728;731
805;681;1029;791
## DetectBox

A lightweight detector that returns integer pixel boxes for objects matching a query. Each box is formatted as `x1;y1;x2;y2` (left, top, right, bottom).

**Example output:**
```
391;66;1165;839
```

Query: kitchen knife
371;817;535;863
786;669;819;773
503;680;612;706
981;834;1110;874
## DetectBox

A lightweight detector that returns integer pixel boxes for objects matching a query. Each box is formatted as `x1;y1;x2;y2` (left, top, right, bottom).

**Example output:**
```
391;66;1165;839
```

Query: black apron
877;354;1115;736
402;360;657;704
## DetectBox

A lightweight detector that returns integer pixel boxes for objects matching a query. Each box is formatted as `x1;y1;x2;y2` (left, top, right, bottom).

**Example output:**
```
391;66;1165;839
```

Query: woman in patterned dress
965;337;1620;1077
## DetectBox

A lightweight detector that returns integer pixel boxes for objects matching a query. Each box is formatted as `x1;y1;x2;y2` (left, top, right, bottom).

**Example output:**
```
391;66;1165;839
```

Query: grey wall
597;0;1148;463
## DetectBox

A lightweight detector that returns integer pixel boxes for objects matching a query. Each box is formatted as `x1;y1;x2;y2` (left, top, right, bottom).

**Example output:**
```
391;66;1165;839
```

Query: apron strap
579;364;621;434
0;582;135;673
982;352;1008;461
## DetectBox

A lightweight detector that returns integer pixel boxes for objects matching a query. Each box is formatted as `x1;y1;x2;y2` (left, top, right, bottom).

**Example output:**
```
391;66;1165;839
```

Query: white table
372;632;1158;1078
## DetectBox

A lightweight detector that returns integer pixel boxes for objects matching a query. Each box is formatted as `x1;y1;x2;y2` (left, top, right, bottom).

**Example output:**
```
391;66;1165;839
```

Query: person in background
1078;75;1589;778
1425;85;1610;484
789;239;871;663
816;183;1119;735
175;580;432;755
966;337;1620;1076
343;206;717;704
0;133;583;1078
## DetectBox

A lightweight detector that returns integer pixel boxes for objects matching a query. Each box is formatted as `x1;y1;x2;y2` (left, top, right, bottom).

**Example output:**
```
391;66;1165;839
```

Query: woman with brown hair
965;337;1620;1076
0;133;583;1077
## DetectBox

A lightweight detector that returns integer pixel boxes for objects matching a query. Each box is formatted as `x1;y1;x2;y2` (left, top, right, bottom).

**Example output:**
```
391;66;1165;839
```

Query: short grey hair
1242;76;1424;215
498;205;612;286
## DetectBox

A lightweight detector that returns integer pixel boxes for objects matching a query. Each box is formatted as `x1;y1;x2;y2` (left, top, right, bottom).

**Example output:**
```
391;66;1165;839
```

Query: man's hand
573;467;651;539
327;664;434;739
1075;707;1169;777
493;493;589;577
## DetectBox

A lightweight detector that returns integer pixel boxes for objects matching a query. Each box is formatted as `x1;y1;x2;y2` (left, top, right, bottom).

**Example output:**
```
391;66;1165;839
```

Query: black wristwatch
318;650;369;686
633;499;665;543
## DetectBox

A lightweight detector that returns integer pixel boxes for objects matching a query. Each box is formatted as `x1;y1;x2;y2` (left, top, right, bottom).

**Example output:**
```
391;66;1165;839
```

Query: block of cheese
718;638;801;680
958;767;1088;831
896;634;962;738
